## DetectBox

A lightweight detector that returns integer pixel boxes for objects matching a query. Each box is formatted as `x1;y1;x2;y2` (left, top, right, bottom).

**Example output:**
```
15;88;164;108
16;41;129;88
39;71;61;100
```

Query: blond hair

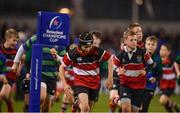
145;35;158;43
5;28;19;40
127;22;141;30
123;29;136;40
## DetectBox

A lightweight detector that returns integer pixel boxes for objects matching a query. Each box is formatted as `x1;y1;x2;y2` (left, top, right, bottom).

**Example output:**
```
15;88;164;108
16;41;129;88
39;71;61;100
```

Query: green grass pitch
1;93;180;112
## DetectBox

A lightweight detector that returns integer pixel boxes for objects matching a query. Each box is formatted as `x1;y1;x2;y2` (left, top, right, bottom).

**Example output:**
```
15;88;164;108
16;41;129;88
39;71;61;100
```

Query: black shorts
22;79;30;94
161;88;174;97
7;78;15;86
141;89;154;112
41;76;57;96
120;85;144;108
21;76;57;95
74;86;98;101
0;78;15;87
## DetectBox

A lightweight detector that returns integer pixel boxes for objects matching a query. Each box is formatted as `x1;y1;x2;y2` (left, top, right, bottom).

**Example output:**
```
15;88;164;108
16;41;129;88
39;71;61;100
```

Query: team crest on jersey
77;57;83;62
122;58;125;63
137;55;142;63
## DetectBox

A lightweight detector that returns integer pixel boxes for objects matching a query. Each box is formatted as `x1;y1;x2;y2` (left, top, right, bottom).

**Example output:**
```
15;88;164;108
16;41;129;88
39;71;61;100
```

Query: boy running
112;29;153;112
12;35;66;112
59;32;113;112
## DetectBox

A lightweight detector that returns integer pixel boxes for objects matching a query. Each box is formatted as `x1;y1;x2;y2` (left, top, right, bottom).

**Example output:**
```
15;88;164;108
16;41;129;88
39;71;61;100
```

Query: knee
0;93;7;100
121;103;131;112
40;93;47;104
159;95;168;105
80;103;90;112
40;97;46;104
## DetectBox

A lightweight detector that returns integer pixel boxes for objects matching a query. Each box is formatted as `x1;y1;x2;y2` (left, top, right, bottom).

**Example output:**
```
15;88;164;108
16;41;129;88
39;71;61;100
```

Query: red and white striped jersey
0;44;17;80
61;46;112;89
113;46;153;89
65;66;75;86
160;58;176;89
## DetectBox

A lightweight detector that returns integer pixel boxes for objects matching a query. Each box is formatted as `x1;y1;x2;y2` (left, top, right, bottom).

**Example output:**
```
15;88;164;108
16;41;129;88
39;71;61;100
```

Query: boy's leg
140;89;154;112
0;83;13;112
78;93;89;112
71;96;80;112
159;89;175;112
22;78;30;112
23;94;29;112
41;77;57;112
109;89;119;112
119;86;131;112
61;94;69;112
131;89;145;112
40;82;48;112
73;86;92;112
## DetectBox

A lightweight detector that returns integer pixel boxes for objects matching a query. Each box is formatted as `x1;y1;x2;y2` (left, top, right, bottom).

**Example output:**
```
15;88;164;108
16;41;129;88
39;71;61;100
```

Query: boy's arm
50;48;66;62
12;45;25;73
59;64;73;97
106;56;113;89
174;62;180;77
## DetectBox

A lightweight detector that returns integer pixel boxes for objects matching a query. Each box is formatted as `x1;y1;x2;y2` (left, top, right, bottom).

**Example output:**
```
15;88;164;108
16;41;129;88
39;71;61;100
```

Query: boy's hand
64;84;74;98
11;62;19;73
139;70;146;76
3;77;8;84
50;48;58;60
26;73;30;79
117;66;126;75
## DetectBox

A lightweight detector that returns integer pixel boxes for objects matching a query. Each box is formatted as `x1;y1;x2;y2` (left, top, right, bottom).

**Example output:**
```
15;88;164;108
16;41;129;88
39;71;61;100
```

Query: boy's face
124;34;137;50
132;26;143;42
145;40;157;54
160;45;170;58
6;35;18;49
80;44;93;54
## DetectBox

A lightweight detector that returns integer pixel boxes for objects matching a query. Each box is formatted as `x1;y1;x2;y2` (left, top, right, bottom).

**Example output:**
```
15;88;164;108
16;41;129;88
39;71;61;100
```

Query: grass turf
1;93;180;112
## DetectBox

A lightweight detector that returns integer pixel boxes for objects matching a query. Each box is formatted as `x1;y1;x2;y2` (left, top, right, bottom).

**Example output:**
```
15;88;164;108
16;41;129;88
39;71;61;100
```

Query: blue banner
37;11;70;46
29;44;42;112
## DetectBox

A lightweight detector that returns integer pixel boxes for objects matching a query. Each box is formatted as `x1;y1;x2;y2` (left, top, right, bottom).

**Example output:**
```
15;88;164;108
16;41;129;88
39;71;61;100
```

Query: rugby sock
165;101;173;112
23;104;29;112
61;102;68;112
174;105;180;112
170;102;180;112
6;100;13;113
167;100;180;112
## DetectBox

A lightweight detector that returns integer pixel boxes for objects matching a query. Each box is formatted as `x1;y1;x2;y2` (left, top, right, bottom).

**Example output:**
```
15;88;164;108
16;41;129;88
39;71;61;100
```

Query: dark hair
79;32;93;46
161;43;172;51
91;31;102;39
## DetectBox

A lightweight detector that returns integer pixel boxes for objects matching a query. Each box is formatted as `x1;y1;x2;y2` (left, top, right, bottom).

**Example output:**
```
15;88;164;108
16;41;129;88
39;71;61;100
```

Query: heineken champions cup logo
49;16;62;30
42;16;66;42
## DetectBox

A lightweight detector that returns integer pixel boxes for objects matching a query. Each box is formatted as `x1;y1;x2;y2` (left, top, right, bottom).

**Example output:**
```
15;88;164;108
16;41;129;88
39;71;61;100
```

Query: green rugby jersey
23;35;66;78
0;53;8;75
176;55;180;64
